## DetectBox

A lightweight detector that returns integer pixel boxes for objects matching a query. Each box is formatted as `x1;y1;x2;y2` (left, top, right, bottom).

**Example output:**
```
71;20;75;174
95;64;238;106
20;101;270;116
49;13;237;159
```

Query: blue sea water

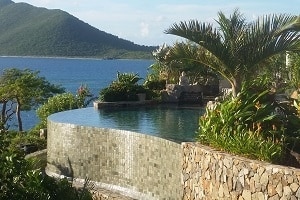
0;57;154;130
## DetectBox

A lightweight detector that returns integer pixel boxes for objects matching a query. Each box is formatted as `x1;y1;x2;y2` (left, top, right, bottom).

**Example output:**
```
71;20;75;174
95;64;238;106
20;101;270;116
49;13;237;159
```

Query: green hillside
0;0;156;59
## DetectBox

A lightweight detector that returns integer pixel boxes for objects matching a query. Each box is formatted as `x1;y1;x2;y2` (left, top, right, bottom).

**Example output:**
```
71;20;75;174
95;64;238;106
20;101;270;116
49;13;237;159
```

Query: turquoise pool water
49;105;205;142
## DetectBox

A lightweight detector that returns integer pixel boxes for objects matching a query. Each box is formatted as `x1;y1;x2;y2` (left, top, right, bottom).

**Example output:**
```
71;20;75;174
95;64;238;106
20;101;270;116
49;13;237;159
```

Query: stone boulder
161;84;203;104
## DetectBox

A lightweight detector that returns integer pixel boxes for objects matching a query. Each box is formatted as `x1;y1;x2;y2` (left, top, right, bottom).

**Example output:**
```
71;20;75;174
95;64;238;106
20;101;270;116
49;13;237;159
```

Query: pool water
49;105;205;142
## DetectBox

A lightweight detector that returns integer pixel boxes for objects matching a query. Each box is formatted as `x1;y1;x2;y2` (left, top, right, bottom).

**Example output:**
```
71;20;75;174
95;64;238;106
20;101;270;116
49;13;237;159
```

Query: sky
13;0;300;46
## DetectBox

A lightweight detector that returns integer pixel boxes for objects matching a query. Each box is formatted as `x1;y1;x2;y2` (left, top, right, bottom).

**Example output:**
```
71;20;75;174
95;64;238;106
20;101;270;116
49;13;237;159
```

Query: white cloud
140;22;149;37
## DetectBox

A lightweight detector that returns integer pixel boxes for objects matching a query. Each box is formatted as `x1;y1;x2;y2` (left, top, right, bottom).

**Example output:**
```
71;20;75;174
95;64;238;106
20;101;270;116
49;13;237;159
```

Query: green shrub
8;132;46;153
36;85;95;130
0;132;93;200
115;71;143;85
144;79;166;90
198;82;300;164
99;72;148;102
36;93;79;129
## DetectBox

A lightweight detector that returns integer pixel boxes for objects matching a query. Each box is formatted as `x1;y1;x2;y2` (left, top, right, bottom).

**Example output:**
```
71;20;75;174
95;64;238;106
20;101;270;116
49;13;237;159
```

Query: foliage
0;132;93;200
246;53;290;94
99;72;148;102
0;68;64;109
76;84;96;108
151;44;180;84
0;68;64;132
145;62;168;84
198;80;300;163
293;99;300;117
144;79;166;91
151;43;219;85
287;52;300;90
116;71;143;85
36;85;95;130
165;9;300;97
5;131;46;153
143;66;166;100
0;99;16;131
0;1;155;59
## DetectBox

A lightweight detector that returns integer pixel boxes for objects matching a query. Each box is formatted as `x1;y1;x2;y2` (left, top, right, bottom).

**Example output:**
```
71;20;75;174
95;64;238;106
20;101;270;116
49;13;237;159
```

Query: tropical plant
115;71;143;85
151;43;176;83
76;84;96;108
36;85;94;130
143;78;166;91
0;132;93;200
0;68;64;131
151;43;218;85
35;93;77;130
198;79;300;164
165;9;300;97
287;52;300;90
99;72;147;102
7;131;46;153
145;61;168;86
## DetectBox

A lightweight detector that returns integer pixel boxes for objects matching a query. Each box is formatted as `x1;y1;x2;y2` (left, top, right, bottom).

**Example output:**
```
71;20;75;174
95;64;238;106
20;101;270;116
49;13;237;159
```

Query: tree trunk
1;101;7;130
16;98;23;132
231;78;242;97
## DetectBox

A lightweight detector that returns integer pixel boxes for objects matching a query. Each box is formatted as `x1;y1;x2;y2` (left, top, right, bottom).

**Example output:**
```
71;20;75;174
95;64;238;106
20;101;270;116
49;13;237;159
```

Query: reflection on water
49;105;205;142
98;105;204;142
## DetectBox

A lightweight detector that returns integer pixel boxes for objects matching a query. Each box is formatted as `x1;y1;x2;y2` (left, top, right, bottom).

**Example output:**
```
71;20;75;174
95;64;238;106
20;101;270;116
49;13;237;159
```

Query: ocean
0;57;154;130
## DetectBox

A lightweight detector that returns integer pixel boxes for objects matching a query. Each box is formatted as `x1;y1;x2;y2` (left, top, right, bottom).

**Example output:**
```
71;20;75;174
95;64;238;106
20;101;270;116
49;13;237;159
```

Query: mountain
0;0;156;59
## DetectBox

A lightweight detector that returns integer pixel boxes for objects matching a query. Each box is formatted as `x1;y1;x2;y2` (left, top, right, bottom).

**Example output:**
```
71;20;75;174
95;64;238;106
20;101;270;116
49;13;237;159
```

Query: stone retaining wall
46;118;182;200
182;142;300;200
46;111;300;200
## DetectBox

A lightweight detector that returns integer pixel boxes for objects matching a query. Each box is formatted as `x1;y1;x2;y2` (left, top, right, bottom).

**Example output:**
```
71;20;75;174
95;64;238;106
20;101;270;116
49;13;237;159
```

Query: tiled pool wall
46;119;300;200
46;120;182;200
182;143;300;200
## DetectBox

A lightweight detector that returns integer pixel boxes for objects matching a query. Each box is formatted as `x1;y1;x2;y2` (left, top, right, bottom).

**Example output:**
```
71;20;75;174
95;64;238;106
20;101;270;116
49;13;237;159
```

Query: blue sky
13;0;300;46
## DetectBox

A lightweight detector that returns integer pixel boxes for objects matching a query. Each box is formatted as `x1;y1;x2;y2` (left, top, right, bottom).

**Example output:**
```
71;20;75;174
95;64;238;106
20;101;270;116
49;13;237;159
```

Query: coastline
0;55;154;61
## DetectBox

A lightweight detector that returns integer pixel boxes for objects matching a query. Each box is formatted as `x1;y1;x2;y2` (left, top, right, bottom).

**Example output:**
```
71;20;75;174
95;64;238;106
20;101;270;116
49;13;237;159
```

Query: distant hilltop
0;0;157;59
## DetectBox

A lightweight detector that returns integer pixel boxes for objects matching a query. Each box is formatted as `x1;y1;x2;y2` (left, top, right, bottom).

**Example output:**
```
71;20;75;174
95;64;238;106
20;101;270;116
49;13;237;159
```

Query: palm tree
165;9;300;97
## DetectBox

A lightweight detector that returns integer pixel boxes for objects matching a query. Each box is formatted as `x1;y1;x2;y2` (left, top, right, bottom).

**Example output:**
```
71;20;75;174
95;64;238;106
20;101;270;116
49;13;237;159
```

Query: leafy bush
7;131;46;153
76;84;95;108
115;71;143;85
36;93;78;129
36;86;95;130
100;83;144;102
144;79;166;90
198;81;300;164
0;132;93;200
99;72;148;102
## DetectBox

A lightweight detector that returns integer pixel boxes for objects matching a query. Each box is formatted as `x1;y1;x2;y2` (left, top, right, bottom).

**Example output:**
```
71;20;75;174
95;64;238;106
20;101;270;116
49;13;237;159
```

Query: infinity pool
48;105;205;142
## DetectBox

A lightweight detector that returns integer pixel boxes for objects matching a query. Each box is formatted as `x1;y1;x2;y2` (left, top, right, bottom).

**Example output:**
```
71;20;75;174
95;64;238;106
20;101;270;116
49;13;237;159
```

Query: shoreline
0;55;154;61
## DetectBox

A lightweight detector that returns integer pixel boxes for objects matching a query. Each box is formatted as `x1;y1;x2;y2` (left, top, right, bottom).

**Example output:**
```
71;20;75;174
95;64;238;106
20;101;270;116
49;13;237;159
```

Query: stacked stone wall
182;142;300;200
46;111;300;200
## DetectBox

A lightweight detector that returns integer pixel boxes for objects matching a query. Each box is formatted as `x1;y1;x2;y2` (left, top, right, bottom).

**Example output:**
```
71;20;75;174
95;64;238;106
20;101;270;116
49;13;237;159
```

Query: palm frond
167;42;234;82
164;9;300;96
217;9;247;44
276;15;300;34
240;14;300;67
165;20;229;59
